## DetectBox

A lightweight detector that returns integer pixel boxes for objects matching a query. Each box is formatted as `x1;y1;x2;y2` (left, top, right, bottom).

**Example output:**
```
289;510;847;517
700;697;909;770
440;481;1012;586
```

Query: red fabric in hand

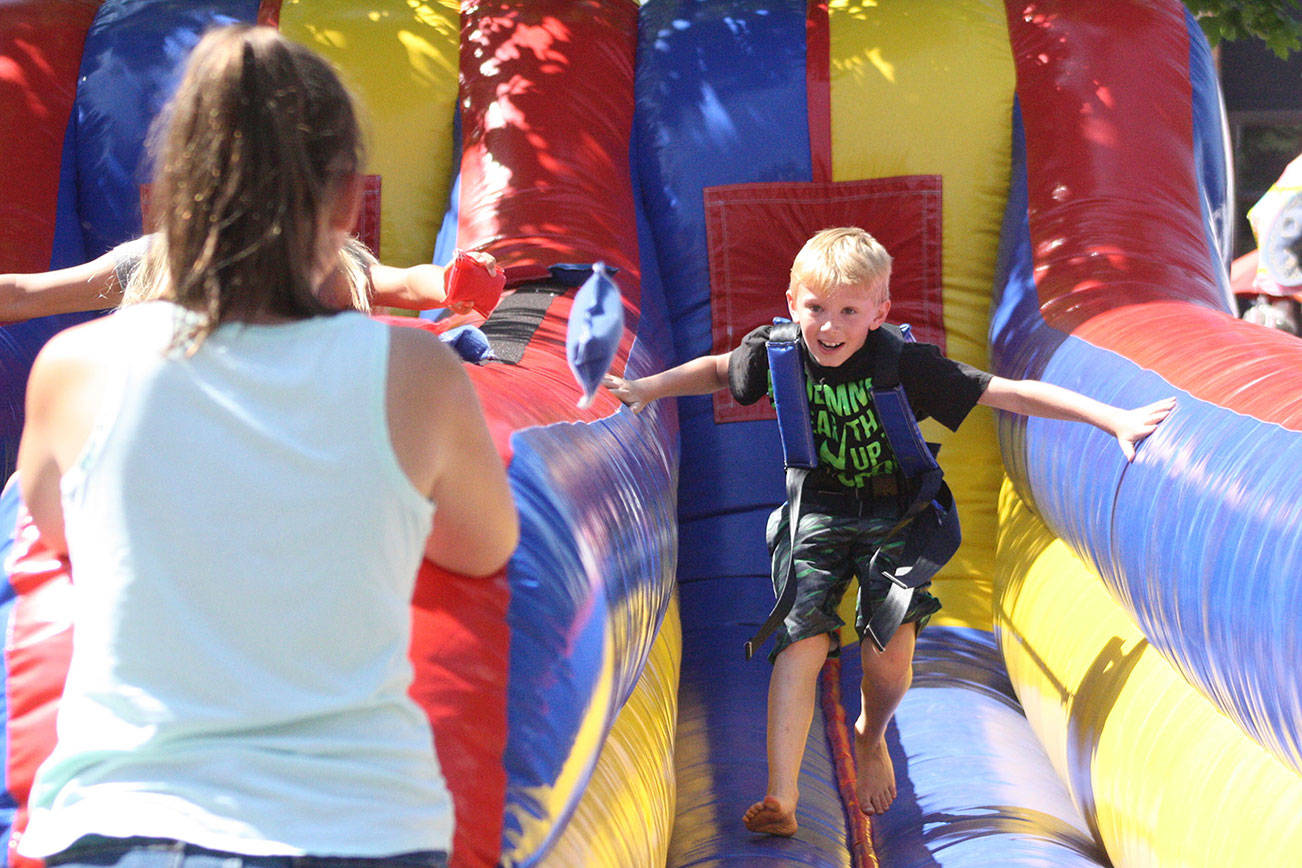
444;251;505;316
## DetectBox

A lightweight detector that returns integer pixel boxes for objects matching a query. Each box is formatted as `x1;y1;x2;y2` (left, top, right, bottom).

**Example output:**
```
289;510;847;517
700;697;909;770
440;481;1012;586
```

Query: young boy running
603;227;1173;837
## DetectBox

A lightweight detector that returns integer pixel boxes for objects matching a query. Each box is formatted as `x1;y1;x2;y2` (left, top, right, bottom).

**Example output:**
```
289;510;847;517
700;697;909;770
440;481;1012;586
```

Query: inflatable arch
1;2;1299;867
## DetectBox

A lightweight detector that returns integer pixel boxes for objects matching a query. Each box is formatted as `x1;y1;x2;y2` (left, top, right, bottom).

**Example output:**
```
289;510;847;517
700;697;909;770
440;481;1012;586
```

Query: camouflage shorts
764;503;942;662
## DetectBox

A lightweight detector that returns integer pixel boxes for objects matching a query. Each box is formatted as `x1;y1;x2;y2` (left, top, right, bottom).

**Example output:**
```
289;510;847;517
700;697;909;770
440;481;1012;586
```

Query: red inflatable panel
805;0;831;184
704;175;945;422
408;562;510;868
4;510;73;868
457;1;641;310
0;0;102;272
1010;0;1223;332
455;0;638;430
1010;1;1302;432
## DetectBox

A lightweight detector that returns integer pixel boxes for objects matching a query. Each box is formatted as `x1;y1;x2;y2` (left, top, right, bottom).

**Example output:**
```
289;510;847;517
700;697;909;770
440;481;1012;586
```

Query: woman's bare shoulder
385;322;465;386
33;312;127;369
383;322;479;433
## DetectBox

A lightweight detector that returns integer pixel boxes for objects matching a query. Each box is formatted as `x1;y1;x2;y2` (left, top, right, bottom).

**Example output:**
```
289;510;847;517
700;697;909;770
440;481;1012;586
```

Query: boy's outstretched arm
979;377;1175;462
603;352;731;414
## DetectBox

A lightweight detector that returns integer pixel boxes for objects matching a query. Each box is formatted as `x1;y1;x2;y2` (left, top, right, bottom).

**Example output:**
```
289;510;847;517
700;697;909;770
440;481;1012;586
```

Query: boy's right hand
1112;396;1176;462
602;373;651;413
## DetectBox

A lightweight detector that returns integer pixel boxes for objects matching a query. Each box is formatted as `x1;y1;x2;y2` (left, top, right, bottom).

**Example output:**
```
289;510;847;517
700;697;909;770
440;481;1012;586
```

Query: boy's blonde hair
789;227;892;303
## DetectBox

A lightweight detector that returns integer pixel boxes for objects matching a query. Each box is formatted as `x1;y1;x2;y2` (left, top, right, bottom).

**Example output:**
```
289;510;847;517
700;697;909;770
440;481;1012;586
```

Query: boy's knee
860;657;912;694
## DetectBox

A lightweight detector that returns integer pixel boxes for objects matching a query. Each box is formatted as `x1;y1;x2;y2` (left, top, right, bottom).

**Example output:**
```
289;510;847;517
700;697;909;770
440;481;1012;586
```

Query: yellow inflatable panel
827;0;1016;631
278;0;459;266
541;594;681;867
995;478;1302;867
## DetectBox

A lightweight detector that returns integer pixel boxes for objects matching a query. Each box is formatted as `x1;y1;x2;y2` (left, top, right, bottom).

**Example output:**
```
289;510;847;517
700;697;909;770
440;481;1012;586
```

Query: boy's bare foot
742;795;798;837
854;732;897;815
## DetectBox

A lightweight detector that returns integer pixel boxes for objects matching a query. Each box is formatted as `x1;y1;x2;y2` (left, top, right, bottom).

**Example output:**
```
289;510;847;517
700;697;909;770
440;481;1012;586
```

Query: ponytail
144;25;364;347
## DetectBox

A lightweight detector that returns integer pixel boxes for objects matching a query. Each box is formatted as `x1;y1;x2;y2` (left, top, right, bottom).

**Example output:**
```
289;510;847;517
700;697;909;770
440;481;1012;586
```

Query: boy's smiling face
786;280;891;367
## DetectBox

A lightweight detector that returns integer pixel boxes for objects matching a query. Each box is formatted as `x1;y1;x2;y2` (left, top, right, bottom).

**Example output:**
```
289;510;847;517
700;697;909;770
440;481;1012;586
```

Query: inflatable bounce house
2;1;1301;866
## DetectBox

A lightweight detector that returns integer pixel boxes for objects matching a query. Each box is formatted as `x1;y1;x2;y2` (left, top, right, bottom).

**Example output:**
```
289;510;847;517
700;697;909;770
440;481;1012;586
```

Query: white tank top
18;302;450;858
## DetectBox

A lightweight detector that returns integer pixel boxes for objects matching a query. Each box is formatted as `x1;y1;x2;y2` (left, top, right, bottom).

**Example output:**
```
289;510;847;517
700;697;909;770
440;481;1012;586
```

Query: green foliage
1185;0;1302;57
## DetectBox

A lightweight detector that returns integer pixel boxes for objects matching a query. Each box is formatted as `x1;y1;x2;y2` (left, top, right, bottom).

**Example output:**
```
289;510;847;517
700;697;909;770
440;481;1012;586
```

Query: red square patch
704;176;943;422
356;174;383;258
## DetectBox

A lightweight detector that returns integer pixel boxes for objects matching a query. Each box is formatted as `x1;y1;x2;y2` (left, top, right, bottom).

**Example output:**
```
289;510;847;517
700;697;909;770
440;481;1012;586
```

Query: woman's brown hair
142;25;364;346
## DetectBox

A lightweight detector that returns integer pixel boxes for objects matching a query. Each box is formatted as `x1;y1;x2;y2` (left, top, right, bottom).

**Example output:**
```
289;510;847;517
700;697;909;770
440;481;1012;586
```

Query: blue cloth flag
566;262;623;407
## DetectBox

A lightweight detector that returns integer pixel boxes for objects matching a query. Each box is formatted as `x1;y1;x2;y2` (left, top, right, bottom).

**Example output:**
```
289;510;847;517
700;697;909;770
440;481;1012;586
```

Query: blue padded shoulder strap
870;323;940;478
873;386;940;478
748;318;814;660
766;319;817;470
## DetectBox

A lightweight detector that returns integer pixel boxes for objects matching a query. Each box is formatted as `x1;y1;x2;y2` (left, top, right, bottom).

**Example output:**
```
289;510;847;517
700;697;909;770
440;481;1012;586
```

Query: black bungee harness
743;320;961;659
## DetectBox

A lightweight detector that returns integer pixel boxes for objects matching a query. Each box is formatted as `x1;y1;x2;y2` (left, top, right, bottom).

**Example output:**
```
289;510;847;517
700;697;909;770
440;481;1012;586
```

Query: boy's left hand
1114;397;1176;462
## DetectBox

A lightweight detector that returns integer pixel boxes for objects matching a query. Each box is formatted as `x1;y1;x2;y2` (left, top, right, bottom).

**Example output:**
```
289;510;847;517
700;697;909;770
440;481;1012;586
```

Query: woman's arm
368;263;449;310
16;319;118;554
387;326;518;576
979;376;1175;461
16;345;69;554
369;251;502;314
0;248;125;323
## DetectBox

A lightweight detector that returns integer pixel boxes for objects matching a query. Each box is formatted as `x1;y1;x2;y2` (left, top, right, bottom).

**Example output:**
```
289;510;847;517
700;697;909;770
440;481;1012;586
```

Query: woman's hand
442;250;503;316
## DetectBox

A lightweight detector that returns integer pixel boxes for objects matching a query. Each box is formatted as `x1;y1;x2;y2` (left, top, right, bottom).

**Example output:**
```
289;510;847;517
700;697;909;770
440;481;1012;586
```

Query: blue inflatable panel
635;0;812;359
1185;8;1234;302
70;0;261;257
501;340;679;860
676;501;774;584
1029;342;1302;766
0;480;21;858
856;627;1105;867
630;150;679;401
989;103;1065;386
635;0;812;533
669;574;853;867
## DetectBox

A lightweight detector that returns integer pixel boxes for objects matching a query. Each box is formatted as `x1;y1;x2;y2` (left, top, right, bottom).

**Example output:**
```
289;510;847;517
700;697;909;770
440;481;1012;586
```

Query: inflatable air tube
639;0;1106;865
0;2;681;866
990;3;1302;865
